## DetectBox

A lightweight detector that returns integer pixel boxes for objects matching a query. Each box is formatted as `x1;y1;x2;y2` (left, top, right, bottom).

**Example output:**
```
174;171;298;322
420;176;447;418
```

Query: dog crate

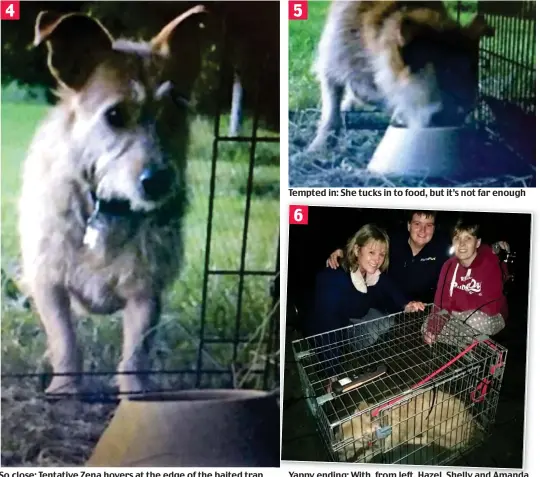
468;1;535;162
292;304;507;466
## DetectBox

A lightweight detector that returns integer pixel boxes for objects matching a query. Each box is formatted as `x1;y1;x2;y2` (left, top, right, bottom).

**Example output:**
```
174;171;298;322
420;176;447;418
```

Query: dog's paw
307;137;328;154
117;374;155;398
45;376;81;397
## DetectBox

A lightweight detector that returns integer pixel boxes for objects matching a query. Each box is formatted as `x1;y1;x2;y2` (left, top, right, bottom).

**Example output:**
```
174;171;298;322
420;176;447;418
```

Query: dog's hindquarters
338;389;476;464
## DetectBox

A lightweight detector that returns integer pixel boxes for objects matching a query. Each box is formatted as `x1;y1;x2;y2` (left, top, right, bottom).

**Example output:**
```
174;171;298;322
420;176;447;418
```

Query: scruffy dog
18;6;206;397
308;1;494;151
338;389;477;463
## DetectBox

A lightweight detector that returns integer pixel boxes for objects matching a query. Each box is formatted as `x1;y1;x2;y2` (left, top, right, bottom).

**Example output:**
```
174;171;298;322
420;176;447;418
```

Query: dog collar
89;191;181;226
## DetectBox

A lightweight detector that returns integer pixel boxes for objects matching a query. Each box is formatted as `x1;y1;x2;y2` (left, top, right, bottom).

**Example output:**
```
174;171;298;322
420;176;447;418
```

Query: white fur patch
83;225;100;249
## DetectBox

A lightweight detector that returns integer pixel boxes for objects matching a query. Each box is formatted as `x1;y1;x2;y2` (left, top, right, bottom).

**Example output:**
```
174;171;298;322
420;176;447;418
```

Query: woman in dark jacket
305;224;424;383
306;223;424;338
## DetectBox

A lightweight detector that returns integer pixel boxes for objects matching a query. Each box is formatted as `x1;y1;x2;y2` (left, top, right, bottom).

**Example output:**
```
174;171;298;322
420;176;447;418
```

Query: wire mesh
470;0;536;161
194;15;280;391
292;304;507;465
1;8;280;398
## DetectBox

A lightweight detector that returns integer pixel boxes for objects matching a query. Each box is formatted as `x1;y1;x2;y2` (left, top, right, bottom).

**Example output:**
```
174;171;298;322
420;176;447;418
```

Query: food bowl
87;389;279;467
367;124;469;178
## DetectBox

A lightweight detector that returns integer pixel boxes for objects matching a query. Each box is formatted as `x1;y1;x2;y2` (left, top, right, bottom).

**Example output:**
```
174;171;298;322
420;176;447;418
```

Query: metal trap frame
292;304;507;465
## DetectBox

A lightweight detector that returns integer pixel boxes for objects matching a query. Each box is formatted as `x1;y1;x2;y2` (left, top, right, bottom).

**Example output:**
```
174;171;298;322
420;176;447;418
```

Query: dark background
286;206;531;334
283;205;532;467
0;1;280;131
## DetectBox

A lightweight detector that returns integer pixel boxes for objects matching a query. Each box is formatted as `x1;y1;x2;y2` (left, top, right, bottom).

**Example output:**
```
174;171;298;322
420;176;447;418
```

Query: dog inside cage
293;305;507;466
284;206;529;467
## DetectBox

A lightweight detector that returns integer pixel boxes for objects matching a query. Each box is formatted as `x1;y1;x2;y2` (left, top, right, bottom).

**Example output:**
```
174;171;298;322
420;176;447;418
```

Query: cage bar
292;304;507;465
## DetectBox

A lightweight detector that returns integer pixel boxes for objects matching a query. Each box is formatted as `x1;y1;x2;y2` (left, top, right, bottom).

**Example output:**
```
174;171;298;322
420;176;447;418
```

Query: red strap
371;340;480;418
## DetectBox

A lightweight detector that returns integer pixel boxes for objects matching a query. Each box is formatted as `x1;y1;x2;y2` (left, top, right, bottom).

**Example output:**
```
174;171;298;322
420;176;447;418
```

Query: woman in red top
423;218;508;344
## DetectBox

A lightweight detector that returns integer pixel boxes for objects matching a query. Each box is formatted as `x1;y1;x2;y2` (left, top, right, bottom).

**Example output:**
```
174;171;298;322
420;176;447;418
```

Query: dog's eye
105;103;129;129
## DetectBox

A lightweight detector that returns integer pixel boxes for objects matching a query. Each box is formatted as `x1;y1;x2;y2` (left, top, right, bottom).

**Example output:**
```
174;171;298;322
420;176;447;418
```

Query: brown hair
407;210;437;223
452;217;481;240
342;224;390;273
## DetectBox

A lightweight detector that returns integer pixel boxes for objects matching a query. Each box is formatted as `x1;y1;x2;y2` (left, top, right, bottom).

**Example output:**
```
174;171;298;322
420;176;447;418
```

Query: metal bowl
367;125;468;178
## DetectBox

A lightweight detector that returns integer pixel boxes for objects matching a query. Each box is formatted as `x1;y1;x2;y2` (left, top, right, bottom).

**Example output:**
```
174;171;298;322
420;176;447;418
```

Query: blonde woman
306;224;424;339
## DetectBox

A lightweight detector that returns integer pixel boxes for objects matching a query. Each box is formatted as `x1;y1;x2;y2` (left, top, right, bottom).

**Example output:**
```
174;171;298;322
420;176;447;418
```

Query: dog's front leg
118;294;160;396
307;77;344;152
33;283;82;395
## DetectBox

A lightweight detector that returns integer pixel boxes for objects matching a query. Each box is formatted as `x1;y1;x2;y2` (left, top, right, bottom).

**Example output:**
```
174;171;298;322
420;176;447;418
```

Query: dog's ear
464;14;495;41
34;11;114;91
395;16;423;47
150;5;207;95
150;5;206;57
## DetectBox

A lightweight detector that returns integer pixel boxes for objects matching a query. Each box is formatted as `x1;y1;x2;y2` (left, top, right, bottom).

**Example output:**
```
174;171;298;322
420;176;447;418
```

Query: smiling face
452;230;481;266
355;239;387;275
408;213;435;249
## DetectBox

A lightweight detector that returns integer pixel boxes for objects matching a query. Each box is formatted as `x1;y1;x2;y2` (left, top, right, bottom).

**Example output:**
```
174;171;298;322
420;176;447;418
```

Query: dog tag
83;224;100;250
84;203;107;251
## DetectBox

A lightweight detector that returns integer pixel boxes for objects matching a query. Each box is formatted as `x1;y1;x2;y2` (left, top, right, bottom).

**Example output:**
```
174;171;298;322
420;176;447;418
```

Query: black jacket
388;231;450;304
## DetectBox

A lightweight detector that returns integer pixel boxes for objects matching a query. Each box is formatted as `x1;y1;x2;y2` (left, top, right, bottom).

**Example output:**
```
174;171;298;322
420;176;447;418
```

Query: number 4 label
289;1;308;20
289;205;308;225
1;1;20;20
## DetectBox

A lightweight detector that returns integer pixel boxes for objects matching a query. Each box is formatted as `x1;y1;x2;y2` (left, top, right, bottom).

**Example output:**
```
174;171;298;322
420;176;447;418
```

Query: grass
288;1;330;111
288;1;536;188
289;1;536;110
0;97;279;465
1;100;280;390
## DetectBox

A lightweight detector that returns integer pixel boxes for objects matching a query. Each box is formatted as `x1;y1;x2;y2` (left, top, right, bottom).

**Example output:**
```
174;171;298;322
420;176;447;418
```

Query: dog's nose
139;166;173;200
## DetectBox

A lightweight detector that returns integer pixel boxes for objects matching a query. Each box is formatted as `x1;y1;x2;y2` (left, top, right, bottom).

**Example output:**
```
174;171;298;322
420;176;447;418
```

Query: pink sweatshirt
434;243;508;320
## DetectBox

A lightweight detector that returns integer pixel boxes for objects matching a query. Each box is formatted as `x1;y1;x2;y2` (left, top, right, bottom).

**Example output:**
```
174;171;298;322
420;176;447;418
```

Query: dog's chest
67;222;181;314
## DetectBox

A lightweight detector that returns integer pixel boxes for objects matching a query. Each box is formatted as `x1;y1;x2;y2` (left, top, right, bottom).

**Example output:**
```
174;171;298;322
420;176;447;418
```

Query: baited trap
291;304;507;466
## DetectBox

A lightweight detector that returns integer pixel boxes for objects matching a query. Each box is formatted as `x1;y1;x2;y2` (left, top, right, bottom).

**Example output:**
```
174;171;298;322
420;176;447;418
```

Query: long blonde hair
342;224;390;273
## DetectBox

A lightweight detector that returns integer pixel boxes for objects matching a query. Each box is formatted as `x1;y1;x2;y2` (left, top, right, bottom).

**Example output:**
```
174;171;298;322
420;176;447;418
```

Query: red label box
289;205;308;225
1;1;20;20
289;1;308;20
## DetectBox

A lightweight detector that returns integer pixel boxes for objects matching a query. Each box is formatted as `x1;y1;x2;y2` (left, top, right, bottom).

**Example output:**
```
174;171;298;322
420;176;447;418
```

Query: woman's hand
326;249;344;269
492;241;510;254
405;301;425;313
423;331;436;345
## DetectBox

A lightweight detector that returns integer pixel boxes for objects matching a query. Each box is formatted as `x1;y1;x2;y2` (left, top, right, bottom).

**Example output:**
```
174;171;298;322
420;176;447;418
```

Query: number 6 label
289;205;308;225
1;1;20;20
289;1;308;20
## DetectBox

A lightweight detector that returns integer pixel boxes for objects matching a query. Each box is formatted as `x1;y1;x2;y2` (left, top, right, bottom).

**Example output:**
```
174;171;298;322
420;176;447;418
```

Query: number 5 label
1;1;19;20
289;205;308;225
289;1;308;20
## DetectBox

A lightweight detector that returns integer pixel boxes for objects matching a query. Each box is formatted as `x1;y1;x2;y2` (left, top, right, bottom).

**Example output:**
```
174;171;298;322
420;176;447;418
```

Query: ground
1;98;279;466
288;1;536;188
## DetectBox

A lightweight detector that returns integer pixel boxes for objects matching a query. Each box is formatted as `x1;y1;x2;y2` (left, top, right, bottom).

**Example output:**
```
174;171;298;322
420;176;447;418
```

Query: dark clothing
306;267;408;336
388;231;450;303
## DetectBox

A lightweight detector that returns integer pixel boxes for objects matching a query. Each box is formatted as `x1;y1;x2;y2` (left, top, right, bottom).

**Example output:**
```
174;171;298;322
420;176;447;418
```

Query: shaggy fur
18;7;206;396
308;0;494;151
338;388;477;463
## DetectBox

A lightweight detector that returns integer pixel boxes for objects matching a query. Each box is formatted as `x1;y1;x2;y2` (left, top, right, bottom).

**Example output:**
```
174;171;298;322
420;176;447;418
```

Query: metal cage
472;1;535;161
292;304;507;466
0;4;280;398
